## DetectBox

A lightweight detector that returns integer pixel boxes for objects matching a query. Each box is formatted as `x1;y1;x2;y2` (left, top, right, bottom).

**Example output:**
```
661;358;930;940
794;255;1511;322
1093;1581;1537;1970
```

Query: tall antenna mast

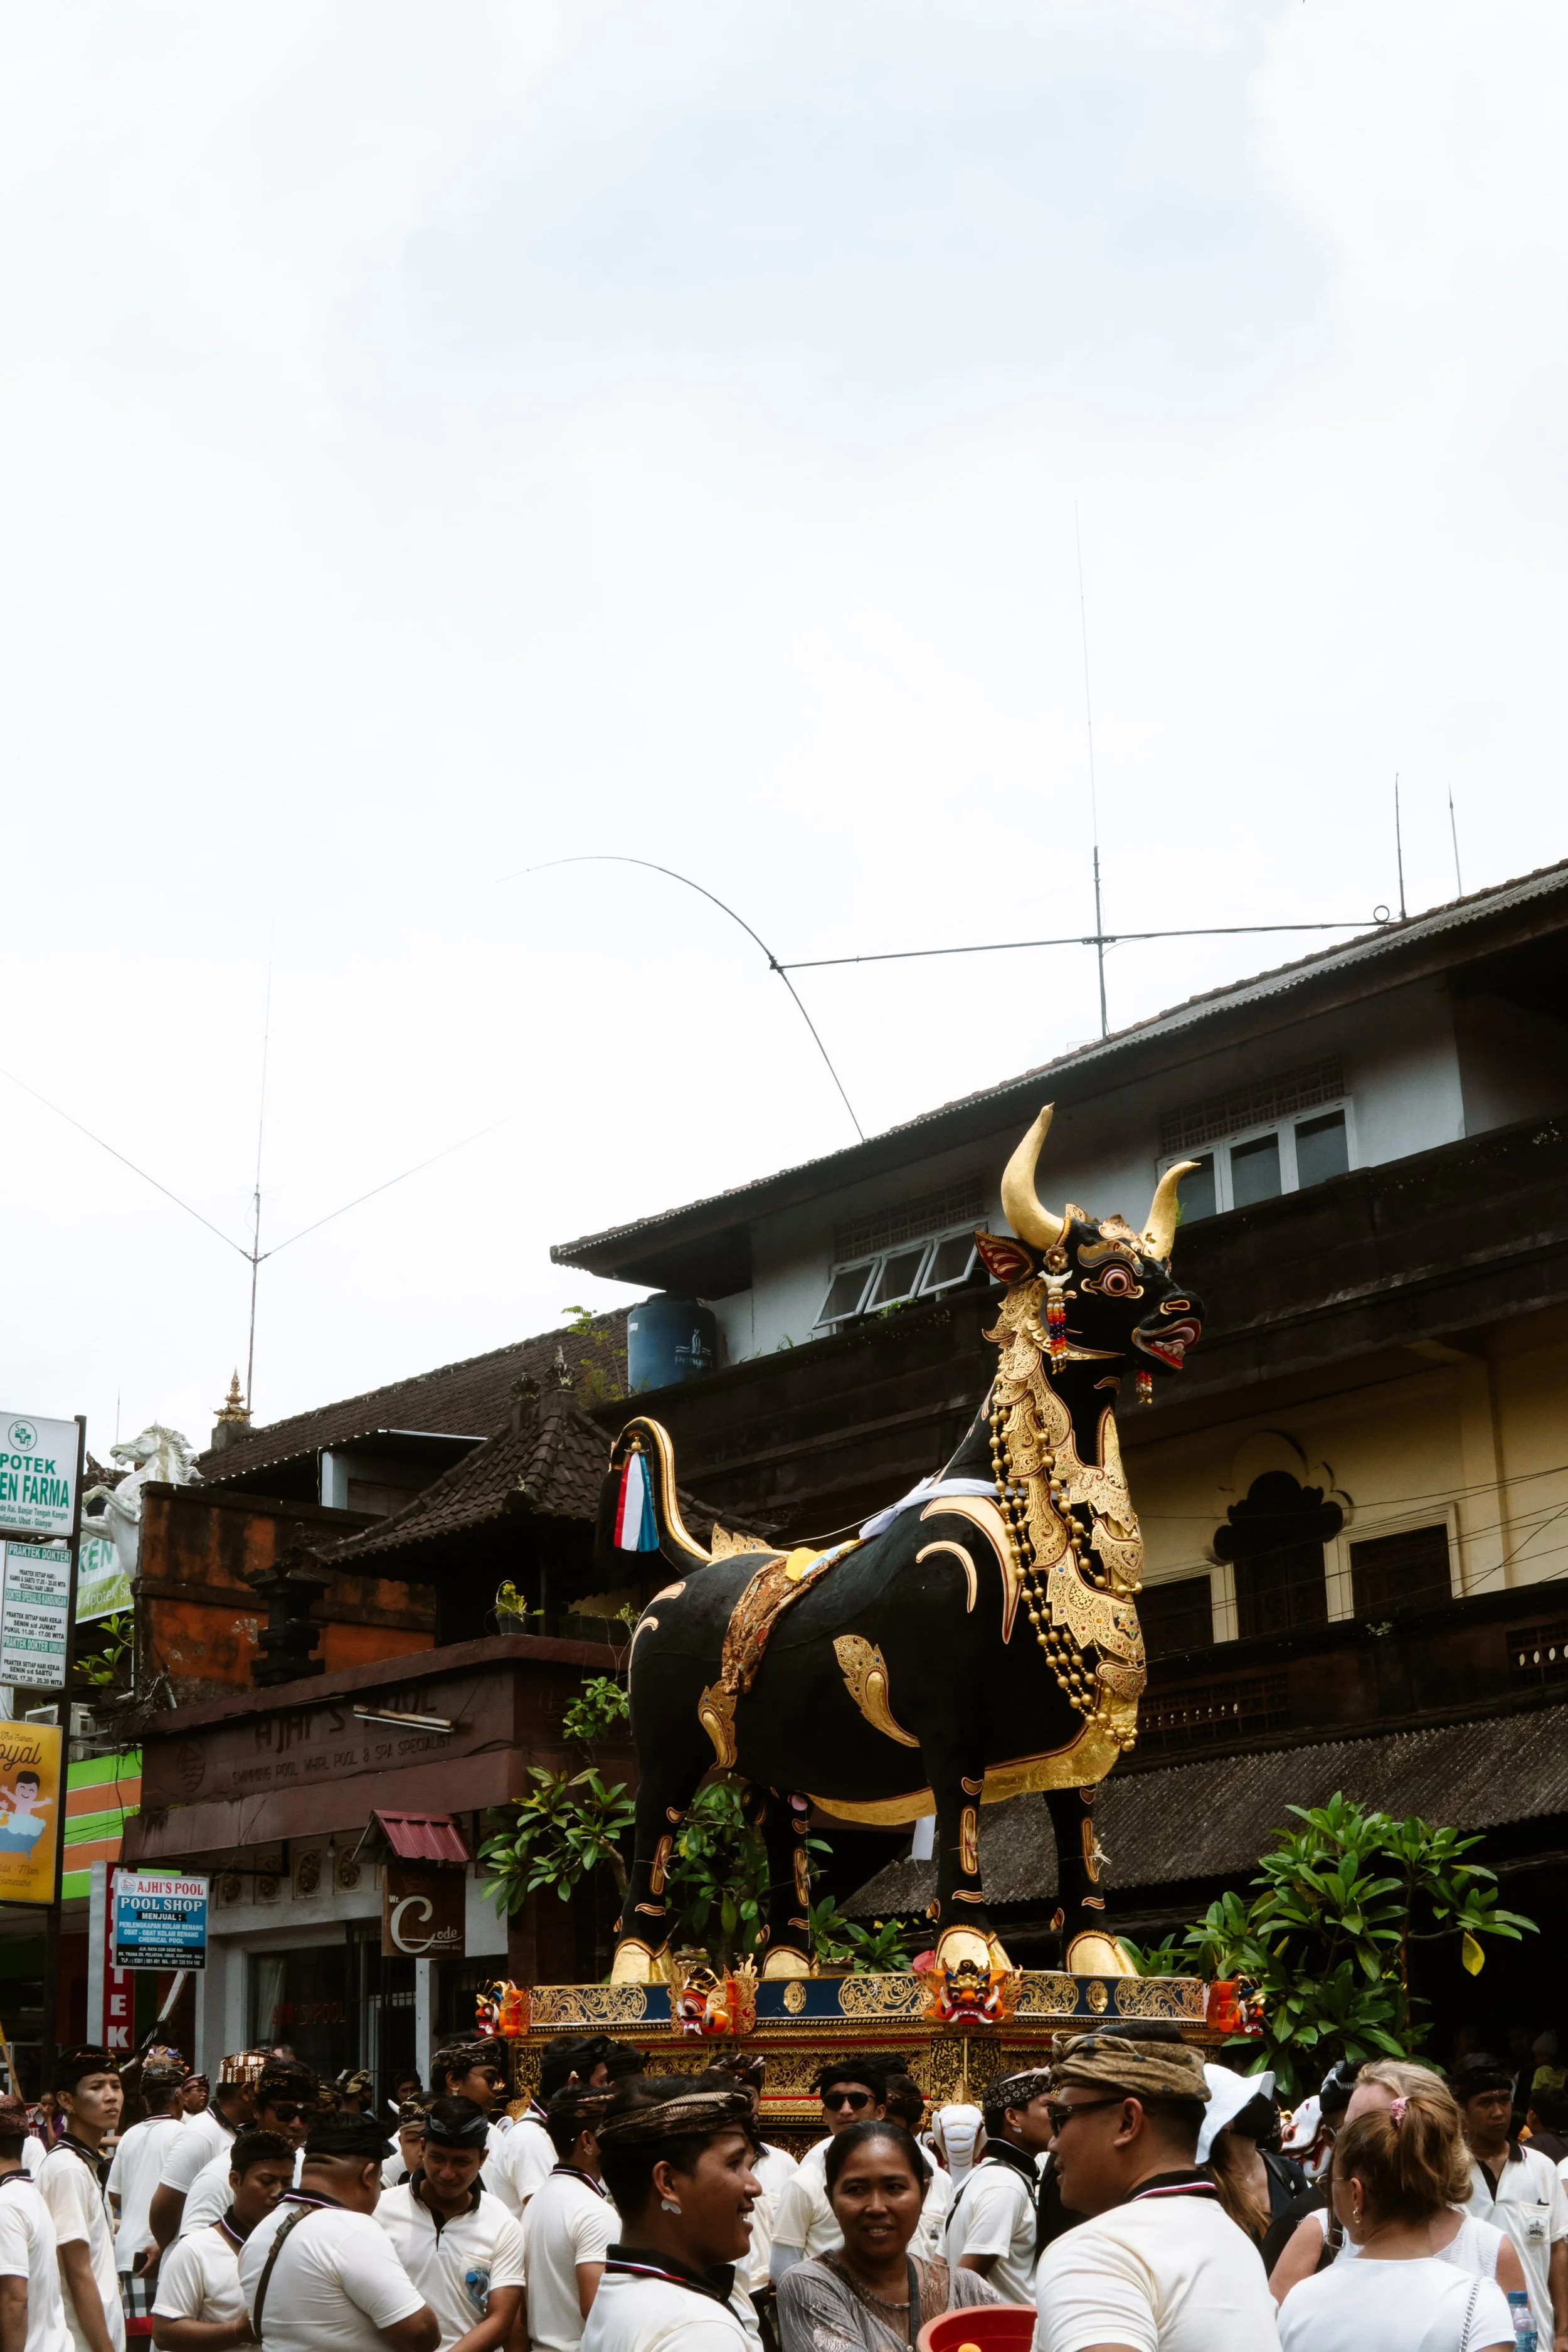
246;941;274;1417
1448;787;1463;896
1074;505;1108;1038
1394;774;1407;921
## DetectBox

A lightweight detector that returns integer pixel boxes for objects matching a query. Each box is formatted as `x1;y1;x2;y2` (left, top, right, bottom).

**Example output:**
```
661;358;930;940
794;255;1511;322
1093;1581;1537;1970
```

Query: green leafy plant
663;1786;775;1967
75;1613;134;1689
561;1674;632;1749
480;1766;635;1908
1130;1792;1535;2094
1115;1932;1190;1978
807;1899;918;1973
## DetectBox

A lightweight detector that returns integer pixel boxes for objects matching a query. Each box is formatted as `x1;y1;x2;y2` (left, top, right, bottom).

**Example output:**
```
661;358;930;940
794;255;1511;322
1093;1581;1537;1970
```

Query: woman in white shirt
1278;2099;1513;2352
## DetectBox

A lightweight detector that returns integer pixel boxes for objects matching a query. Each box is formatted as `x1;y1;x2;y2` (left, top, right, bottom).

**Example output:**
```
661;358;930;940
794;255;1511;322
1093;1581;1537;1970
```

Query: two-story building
552;861;1568;2037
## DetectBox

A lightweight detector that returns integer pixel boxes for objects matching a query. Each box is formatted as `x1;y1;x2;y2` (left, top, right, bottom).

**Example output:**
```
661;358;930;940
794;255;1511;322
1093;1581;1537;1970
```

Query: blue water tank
627;1296;719;1394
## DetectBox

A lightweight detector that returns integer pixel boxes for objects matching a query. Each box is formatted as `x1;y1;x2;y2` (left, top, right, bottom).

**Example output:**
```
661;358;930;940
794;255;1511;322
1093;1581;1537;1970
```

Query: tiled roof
554;858;1568;1278
844;1701;1568;1915
366;1811;472;1864
326;1383;775;1566
194;1312;629;1489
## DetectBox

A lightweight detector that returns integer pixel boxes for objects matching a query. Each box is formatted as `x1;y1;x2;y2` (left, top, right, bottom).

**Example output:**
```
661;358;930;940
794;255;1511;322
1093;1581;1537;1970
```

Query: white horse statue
81;1425;200;1582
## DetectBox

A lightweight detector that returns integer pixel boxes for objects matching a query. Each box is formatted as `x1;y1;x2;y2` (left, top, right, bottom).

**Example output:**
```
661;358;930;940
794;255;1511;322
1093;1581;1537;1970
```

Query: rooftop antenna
1394;774;1407;921
245;938;274;1419
1074;505;1109;1038
1448;787;1463;896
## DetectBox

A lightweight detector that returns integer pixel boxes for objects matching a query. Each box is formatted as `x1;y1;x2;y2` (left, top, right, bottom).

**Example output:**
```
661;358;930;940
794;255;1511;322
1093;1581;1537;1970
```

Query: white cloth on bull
859;1477;997;1541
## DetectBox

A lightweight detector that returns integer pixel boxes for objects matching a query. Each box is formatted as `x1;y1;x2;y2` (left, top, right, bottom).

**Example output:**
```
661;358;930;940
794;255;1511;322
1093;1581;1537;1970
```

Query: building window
1166;1101;1352;1226
1509;1620;1568;1686
1138;1670;1291;1755
815;1225;980;1332
1138;1576;1215;1657
1349;1524;1453;1617
1212;1471;1343;1641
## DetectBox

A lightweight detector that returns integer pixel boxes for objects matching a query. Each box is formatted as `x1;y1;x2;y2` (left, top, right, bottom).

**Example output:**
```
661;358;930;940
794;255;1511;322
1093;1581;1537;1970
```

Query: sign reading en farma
0;1417;78;1539
381;1859;465;1959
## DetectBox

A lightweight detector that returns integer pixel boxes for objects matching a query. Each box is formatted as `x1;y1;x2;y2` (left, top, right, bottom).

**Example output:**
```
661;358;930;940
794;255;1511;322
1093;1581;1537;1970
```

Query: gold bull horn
1142;1160;1199;1261
1000;1106;1067;1253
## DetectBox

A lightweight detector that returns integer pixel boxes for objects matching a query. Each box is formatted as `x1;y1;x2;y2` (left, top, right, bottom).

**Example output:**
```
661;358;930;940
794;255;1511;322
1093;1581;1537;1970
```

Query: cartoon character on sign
0;1771;51;1853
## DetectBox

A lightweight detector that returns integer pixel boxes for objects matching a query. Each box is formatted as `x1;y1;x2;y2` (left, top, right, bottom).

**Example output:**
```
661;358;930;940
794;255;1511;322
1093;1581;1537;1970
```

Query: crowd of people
0;2024;1559;2352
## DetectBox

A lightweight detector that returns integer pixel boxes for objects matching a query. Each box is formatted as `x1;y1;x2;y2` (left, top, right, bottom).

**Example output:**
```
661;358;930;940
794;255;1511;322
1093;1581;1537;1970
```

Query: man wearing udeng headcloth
583;2080;762;2352
1034;2026;1279;2352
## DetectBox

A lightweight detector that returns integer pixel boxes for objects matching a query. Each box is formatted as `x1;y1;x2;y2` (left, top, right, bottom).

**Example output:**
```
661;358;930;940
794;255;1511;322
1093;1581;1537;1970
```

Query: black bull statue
596;1107;1203;1986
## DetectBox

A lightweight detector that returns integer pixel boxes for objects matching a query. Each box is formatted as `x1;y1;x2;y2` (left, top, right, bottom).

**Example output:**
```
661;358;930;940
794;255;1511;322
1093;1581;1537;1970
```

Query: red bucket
916;2305;1037;2352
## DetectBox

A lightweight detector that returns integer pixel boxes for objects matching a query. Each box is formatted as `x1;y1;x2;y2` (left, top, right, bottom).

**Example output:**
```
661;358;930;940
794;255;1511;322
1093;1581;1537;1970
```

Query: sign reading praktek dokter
112;1872;209;1971
0;1417;78;1539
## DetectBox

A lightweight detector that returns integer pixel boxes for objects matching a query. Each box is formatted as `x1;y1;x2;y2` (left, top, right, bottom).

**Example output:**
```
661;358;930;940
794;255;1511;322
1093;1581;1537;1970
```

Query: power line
779;916;1388;973
1074;505;1109;1040
509;852;866;1139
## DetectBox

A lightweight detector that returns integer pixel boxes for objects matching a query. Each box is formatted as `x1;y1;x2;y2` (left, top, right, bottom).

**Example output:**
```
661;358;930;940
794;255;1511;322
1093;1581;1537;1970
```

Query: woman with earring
776;2120;1006;2352
583;2077;763;2352
1277;2097;1513;2352
1269;2063;1527;2304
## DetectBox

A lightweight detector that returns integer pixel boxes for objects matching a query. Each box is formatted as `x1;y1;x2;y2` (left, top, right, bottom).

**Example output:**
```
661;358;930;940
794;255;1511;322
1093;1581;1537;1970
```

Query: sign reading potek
112;1871;209;1971
0;1417;78;1539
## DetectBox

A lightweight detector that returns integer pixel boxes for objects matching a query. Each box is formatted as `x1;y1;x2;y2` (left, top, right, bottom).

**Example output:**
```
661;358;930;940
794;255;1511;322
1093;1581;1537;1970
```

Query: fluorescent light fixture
351;1705;455;1734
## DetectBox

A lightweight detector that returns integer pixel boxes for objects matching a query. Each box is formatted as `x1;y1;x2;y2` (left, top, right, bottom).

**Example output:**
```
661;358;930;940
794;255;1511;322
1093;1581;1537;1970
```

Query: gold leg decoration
1063;1928;1137;1978
608;1936;674;1988
933;1924;995;1974
761;1946;813;1980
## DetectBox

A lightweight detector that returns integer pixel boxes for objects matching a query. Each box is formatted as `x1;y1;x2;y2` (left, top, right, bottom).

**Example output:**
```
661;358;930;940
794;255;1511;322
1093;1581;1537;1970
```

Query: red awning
359;1809;472;1865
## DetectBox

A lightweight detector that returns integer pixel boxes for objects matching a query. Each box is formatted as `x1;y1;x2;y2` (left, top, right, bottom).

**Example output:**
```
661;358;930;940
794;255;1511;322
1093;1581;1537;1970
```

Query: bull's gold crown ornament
599;1108;1202;1988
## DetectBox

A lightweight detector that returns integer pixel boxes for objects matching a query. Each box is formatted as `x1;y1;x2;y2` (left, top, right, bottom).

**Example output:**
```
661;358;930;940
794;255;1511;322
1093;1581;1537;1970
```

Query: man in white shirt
107;2062;186;2312
769;2060;888;2279
500;2039;613;2220
179;2071;313;2240
1455;2053;1568;2346
151;2131;295;2352
946;2067;1053;2304
1034;2026;1280;2352
374;2100;525;2352
38;2047;126;2352
0;2090;69;2352
237;2112;438;2352
521;2087;616;2352
150;2069;260;2254
424;2053;514;2221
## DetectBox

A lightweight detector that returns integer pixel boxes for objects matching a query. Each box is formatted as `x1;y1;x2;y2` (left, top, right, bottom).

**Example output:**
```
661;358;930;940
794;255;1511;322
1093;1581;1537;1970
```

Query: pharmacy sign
0;1416;78;1539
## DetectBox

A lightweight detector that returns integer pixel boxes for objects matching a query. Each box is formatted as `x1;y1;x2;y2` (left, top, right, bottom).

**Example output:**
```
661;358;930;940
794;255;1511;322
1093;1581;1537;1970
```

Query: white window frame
813;1224;979;1333
1158;1094;1357;1218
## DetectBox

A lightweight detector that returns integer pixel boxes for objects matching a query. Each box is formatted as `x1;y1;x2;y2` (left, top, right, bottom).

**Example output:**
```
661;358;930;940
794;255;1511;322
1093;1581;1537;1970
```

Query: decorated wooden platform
494;1969;1236;2140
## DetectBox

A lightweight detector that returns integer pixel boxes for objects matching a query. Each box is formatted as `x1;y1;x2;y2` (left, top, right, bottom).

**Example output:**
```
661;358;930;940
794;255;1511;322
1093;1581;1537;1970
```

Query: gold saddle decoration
697;1542;859;1768
710;1524;777;1559
832;1635;919;1747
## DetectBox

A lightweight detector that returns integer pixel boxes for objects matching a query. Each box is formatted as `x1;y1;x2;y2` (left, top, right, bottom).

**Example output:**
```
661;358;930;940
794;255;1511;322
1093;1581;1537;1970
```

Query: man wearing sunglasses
1032;2027;1280;2352
179;2072;315;2239
769;2061;888;2282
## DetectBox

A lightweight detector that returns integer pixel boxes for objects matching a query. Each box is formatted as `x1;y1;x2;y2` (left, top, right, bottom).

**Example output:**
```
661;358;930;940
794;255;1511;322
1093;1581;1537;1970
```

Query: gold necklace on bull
985;1264;1147;1744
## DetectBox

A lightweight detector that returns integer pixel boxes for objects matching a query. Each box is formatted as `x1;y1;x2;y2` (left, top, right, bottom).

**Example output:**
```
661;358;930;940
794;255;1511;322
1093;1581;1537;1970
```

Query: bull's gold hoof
761;1946;813;1980
934;1926;994;1973
1064;1929;1137;1978
608;1937;669;1986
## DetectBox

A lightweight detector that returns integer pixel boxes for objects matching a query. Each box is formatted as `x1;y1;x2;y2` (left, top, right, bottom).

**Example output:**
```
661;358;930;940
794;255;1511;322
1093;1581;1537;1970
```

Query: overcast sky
4;0;1565;1458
